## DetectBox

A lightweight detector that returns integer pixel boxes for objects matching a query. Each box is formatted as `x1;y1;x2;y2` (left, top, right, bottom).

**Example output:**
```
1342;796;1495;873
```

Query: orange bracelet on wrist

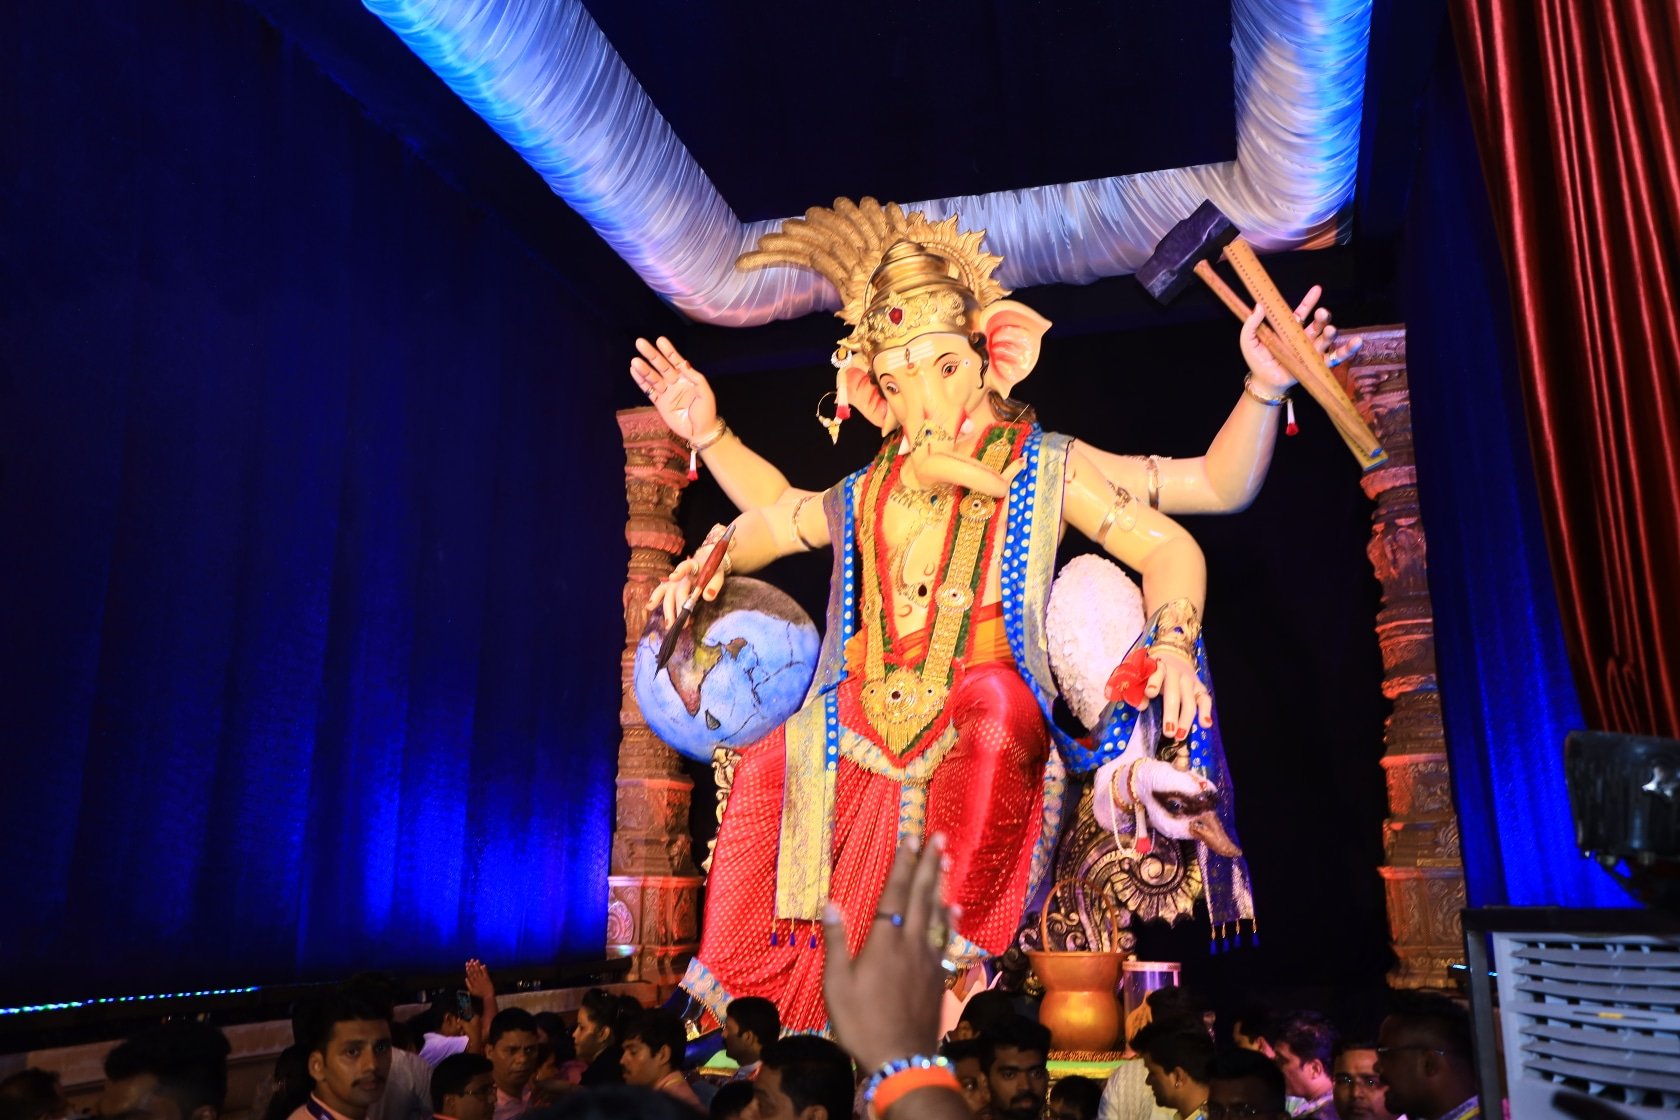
869;1066;962;1118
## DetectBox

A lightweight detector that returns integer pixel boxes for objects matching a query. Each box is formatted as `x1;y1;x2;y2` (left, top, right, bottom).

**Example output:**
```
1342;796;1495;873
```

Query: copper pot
1026;950;1127;1052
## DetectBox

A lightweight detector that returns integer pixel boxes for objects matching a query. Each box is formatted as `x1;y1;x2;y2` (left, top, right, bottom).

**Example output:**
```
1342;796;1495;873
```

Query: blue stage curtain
0;1;630;1003
1401;34;1623;908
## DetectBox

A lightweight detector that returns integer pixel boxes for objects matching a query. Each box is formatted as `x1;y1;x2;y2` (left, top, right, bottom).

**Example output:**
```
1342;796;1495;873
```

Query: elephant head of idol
736;201;1050;493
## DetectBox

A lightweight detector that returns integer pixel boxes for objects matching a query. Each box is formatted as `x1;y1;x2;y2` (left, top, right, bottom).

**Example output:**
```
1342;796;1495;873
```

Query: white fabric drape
365;0;1371;326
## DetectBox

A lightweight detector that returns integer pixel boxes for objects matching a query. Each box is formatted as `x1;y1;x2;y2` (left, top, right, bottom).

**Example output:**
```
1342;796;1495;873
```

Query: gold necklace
855;437;1012;756
884;484;953;601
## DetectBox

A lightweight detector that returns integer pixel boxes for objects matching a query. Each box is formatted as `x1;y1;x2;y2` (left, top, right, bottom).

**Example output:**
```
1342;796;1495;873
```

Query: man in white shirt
419;961;500;1067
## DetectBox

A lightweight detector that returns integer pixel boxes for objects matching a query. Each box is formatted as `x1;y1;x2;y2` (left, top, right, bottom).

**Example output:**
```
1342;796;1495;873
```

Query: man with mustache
1331;1042;1398;1120
484;1010;542;1120
292;994;393;1120
980;1018;1052;1120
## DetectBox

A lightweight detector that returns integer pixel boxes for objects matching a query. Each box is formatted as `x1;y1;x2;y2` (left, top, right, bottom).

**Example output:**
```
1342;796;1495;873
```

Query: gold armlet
1096;487;1137;545
1145;455;1162;510
1242;374;1290;407
791;492;821;552
690;419;731;453
1151;598;1202;655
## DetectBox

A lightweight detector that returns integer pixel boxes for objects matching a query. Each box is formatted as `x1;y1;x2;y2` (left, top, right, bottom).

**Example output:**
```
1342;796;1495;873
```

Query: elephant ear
839;359;897;433
974;300;1052;395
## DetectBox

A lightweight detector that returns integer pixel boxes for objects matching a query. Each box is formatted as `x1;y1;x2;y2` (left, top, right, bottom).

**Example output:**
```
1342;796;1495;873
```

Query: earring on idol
815;391;845;446
818;351;853;445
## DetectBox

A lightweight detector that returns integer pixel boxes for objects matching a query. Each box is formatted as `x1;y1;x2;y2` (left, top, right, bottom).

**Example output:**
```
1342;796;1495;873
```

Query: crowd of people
0;840;1482;1120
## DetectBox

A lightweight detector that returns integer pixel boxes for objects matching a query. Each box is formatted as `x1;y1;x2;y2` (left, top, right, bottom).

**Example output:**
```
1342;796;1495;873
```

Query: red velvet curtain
1453;0;1680;738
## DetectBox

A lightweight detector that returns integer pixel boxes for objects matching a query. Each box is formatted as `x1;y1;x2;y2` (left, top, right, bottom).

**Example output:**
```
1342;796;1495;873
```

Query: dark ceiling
580;0;1234;221
241;0;1448;359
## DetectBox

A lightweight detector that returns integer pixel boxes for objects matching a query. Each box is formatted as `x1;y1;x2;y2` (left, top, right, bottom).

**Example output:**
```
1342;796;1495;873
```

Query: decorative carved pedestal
1347;328;1469;991
608;408;703;994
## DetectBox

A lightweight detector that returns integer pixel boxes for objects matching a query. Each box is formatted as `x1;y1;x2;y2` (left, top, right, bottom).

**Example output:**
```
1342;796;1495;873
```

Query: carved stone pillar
1346;328;1469;991
608;408;703;994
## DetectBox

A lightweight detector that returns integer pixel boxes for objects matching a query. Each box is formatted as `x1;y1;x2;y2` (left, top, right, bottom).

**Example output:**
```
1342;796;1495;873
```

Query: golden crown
737;199;1008;360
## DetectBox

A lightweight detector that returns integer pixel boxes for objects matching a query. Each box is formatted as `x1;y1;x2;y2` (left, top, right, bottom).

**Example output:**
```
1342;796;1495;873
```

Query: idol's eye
881;380;900;395
941;360;959;376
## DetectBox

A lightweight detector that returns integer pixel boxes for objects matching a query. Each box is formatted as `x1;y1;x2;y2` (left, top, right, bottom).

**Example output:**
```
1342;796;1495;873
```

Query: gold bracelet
1096;487;1137;544
791;492;821;552
1151;641;1196;664
690;419;730;453
1242;374;1290;407
1145;455;1162;510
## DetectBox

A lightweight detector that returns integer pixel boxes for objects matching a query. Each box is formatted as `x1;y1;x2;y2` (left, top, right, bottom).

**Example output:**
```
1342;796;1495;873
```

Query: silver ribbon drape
365;0;1371;326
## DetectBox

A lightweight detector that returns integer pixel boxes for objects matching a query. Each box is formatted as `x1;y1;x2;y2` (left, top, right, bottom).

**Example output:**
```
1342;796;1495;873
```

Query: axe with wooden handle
1137;201;1385;469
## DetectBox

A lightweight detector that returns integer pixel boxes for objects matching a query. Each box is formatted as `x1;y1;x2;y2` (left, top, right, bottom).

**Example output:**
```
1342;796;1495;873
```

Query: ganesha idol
630;199;1354;1035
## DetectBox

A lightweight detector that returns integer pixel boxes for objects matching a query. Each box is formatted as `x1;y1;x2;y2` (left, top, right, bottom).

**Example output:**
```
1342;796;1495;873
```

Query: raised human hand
1144;648;1213;741
464;958;494;999
821;834;953;1073
629;336;719;443
1240;285;1364;392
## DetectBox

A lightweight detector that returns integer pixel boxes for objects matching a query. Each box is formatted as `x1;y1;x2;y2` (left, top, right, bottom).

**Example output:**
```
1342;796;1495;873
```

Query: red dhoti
689;636;1049;1033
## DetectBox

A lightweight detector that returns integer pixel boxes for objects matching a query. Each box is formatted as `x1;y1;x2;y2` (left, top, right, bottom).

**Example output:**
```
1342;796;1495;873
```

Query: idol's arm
700;433;809;513
630;335;809;511
1063;447;1212;739
1073;388;1284;515
1073;285;1360;515
644;489;833;626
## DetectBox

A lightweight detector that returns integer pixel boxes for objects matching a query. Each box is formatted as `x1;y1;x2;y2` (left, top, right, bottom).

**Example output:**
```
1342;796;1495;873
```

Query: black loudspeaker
1564;730;1680;914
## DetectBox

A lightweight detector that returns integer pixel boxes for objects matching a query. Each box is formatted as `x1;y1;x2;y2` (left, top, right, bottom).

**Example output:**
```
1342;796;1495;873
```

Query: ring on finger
874;911;905;927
